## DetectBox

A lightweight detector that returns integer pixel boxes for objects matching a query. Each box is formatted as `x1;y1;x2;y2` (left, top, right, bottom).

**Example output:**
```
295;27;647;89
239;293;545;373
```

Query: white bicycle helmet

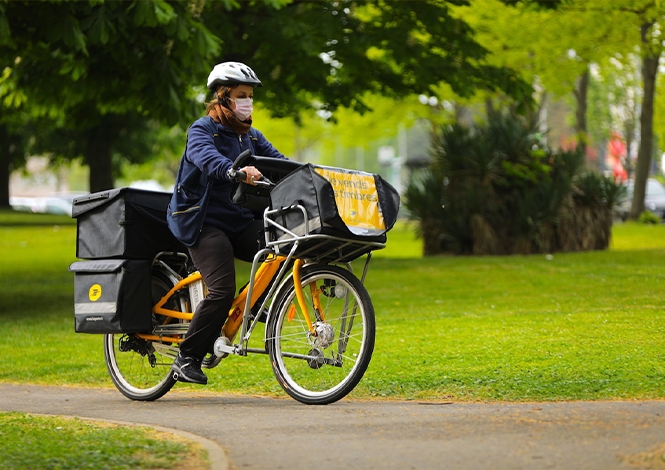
206;62;262;90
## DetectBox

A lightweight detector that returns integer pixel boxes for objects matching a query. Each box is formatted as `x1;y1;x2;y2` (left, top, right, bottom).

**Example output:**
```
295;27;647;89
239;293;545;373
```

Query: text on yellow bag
314;166;386;233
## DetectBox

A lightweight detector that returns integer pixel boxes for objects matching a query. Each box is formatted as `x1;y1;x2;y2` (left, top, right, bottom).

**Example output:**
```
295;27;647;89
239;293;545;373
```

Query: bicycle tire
267;264;375;405
104;266;184;401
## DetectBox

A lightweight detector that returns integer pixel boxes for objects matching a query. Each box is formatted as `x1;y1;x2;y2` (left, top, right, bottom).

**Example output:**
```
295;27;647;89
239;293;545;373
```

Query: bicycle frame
137;203;383;358
102;199;385;404
138;252;287;345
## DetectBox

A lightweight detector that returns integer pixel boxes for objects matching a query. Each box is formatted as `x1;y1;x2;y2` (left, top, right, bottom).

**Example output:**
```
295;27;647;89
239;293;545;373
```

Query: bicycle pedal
213;336;235;358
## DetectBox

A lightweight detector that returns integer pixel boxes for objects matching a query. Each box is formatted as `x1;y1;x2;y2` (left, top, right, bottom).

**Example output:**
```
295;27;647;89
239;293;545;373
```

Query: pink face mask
229;97;253;121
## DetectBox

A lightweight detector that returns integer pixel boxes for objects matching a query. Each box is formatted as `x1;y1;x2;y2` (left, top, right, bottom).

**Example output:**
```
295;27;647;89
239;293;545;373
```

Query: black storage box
73;187;185;259
69;259;152;334
267;164;400;261
269;164;400;238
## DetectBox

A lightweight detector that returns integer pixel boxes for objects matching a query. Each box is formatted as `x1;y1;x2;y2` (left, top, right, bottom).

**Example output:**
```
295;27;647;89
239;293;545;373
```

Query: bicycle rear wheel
104;266;185;401
267;264;375;405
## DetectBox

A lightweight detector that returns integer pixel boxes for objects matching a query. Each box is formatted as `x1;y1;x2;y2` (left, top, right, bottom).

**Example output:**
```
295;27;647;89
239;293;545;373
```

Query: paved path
1;384;664;470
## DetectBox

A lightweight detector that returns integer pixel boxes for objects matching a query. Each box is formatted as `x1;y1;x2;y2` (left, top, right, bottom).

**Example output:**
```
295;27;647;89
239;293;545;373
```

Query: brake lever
227;169;275;188
257;176;275;187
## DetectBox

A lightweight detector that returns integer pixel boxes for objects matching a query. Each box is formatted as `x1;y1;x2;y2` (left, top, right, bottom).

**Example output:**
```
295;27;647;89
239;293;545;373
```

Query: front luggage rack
263;205;385;264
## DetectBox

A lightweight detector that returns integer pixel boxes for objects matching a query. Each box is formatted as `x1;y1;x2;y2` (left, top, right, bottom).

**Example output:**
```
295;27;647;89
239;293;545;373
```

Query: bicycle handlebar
232;149;253;170
227;150;275;187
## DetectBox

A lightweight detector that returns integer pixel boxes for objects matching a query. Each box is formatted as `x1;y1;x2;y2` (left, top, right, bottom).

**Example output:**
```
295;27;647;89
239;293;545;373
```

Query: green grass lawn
0;412;208;470
1;210;664;468
1;211;663;402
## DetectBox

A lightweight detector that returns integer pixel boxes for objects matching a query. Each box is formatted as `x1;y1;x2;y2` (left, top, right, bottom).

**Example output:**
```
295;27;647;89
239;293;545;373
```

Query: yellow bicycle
102;154;396;405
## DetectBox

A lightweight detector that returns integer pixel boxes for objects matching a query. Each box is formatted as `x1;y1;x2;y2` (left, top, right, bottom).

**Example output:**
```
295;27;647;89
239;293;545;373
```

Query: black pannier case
69;259;152;334
73;187;184;259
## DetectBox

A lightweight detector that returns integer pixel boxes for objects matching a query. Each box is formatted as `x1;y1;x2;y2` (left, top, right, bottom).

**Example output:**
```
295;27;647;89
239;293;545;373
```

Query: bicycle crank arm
213;336;237;358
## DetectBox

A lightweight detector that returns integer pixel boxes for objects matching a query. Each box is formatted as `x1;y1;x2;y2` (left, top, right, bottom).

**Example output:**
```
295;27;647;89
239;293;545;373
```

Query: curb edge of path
29;413;229;470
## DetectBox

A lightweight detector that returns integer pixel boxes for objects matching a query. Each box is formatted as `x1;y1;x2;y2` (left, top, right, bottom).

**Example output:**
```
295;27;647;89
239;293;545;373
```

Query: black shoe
171;354;208;385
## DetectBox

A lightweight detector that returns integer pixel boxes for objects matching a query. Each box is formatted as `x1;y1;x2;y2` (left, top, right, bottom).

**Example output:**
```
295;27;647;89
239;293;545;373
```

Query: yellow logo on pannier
315;167;386;232
89;284;102;302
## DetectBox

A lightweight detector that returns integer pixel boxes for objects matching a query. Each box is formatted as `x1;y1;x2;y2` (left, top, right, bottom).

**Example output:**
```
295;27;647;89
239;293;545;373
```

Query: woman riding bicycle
167;62;289;385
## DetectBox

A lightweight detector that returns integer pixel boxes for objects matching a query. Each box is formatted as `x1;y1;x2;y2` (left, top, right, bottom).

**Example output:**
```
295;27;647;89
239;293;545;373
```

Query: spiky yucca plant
404;111;622;256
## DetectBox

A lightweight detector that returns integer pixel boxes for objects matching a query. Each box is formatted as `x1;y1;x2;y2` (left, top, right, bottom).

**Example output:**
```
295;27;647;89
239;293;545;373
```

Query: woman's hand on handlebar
240;165;262;186
228;159;274;187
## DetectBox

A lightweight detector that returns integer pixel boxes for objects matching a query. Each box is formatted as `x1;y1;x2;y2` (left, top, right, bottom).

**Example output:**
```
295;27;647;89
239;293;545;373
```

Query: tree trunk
573;68;589;158
86;125;115;192
0;125;10;208
624;118;635;180
630;23;661;220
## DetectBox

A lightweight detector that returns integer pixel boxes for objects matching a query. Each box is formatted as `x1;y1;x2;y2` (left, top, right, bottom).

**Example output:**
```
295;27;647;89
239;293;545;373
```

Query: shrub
638;210;661;224
404;111;623;256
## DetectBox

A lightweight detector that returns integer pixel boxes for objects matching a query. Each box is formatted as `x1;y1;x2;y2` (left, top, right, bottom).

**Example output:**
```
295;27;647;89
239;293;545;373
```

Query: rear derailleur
118;334;157;368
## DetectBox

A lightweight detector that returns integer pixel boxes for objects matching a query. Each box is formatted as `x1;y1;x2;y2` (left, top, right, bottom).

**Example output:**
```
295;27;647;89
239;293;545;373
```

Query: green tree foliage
204;0;532;118
561;0;664;221
0;0;221;195
502;0;561;8
457;0;634;151
404;112;625;256
1;0;535;200
553;1;659;220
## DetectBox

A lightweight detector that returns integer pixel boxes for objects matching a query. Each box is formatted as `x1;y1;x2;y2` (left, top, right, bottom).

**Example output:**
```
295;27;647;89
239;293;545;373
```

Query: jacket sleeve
251;128;288;160
186;118;234;181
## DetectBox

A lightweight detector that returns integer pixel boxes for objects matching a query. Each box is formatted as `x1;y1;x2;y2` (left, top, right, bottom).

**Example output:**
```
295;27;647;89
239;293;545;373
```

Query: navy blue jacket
167;116;286;246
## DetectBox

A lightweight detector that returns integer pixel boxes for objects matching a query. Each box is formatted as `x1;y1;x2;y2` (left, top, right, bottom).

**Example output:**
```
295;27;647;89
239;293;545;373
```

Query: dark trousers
179;221;263;359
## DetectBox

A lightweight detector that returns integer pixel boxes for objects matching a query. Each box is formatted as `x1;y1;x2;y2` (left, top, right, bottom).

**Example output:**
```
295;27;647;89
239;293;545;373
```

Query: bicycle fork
292;259;325;332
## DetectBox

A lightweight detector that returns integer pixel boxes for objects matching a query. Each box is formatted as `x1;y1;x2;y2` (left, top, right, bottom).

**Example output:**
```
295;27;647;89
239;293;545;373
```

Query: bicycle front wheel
103;267;184;401
267;264;375;405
